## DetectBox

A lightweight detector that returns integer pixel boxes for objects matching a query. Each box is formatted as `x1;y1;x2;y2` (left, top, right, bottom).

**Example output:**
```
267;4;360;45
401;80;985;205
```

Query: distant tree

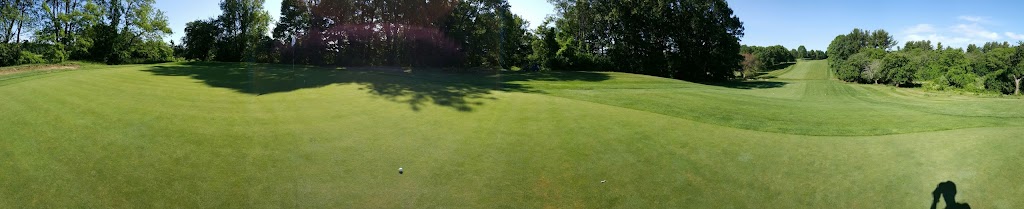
982;41;1010;53
1009;43;1024;95
171;40;184;58
797;45;807;59
183;19;219;61
215;0;270;62
0;0;36;44
978;47;1015;93
271;0;309;43
806;50;826;60
984;48;1014;74
836;50;869;82
743;44;794;69
903;40;934;51
740;53;761;79
500;14;534;69
883;53;914;87
88;0;172;64
550;0;744;81
869;29;896;50
529;20;560;70
828;29;889;70
945;64;977;89
269;0;311;64
966;44;980;54
36;0;86;47
861;59;883;84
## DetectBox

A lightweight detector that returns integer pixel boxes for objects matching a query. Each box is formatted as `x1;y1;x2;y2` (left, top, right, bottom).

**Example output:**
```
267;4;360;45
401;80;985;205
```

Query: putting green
1;61;1021;208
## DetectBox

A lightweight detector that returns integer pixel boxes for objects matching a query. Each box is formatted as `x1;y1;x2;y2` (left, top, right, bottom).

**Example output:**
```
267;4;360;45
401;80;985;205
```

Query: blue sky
729;0;1024;50
157;0;1024;51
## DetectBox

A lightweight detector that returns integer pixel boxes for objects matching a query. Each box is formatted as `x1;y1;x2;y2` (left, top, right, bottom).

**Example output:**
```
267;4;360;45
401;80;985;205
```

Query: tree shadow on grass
144;62;610;112
701;80;788;89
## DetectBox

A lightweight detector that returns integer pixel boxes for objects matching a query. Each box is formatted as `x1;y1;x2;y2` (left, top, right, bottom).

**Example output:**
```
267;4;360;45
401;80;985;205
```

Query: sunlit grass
0;60;1021;208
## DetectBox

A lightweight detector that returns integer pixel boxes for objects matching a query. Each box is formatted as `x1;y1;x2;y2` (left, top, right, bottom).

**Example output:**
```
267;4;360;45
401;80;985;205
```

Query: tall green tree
797;45;807;59
216;0;270;62
500;14;533;69
271;0;309;43
1009;43;1024;95
548;0;744;81
882;52;913;87
83;0;172;64
529;20;560;70
828;28;898;82
183;18;219;61
869;29;896;49
1;0;36;43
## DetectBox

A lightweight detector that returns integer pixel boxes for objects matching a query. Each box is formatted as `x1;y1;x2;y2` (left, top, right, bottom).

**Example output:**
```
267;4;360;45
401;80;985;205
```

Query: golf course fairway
1;60;1022;208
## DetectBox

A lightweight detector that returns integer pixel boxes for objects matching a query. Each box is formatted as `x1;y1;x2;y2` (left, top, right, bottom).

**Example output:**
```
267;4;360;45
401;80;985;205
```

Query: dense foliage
6;0;749;83
828;28;1024;95
255;0;528;67
11;0;1019;95
179;0;273;63
180;0;747;82
738;45;795;78
0;0;174;66
535;0;745;81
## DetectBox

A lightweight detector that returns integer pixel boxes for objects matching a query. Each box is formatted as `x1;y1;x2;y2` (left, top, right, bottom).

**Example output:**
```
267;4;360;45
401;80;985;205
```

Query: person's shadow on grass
930;181;971;209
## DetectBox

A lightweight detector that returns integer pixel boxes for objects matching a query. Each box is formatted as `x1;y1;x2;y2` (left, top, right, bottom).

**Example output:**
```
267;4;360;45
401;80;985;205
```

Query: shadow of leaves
144;62;611;112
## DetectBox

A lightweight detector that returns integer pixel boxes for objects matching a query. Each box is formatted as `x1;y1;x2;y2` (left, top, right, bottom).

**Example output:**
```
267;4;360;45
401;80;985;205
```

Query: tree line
828;28;1024;95
3;0;755;83
180;0;747;81
181;0;540;68
0;0;174;66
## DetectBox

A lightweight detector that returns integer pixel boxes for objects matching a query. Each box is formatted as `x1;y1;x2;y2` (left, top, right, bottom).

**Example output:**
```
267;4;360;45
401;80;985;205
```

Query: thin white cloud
1005;32;1024;40
899;15;1020;48
902;24;935;34
952;24;999;40
957;15;987;23
903;33;974;46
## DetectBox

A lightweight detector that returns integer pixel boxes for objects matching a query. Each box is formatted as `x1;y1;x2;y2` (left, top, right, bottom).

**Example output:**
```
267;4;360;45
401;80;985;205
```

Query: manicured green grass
1;60;1022;208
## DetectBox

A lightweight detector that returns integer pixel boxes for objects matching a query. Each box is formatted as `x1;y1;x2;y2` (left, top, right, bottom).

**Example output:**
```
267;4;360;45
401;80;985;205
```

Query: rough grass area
0;63;80;76
1;60;1022;208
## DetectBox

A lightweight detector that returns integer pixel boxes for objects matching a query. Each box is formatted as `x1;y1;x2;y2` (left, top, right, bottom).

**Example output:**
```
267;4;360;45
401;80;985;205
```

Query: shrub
0;44;19;66
17;51;46;65
43;44;68;63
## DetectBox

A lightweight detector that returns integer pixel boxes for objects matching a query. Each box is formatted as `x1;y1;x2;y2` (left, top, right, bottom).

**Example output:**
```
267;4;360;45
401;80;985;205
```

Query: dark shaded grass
145;62;611;111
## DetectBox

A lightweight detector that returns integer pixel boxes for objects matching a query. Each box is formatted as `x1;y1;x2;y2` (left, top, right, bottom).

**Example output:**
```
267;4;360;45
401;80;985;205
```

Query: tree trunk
15;0;21;43
1014;77;1021;96
2;21;11;43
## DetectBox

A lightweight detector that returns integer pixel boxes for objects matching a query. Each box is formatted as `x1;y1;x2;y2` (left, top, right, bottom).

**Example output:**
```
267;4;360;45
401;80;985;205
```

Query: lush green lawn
1;60;1022;208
